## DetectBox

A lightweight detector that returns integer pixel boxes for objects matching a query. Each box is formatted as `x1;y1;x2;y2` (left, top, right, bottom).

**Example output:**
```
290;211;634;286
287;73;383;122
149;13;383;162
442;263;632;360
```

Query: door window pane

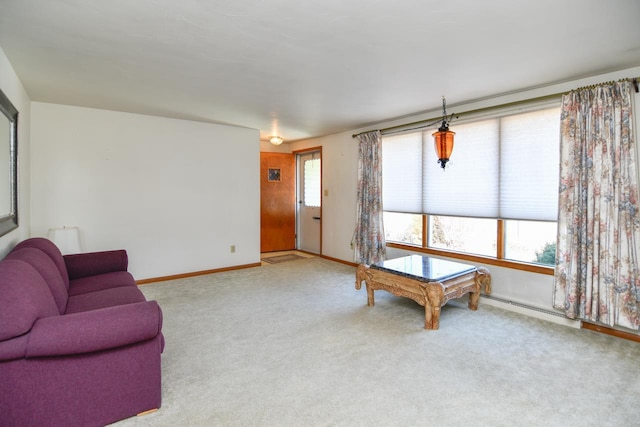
303;158;321;207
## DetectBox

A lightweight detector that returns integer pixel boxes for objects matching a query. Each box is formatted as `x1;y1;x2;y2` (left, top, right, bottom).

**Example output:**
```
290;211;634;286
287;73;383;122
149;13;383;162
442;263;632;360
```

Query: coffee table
356;255;491;330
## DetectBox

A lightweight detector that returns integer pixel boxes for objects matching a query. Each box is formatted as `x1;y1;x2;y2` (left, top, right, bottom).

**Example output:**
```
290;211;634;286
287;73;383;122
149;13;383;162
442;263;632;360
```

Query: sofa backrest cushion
5;247;68;314
13;237;70;290
0;260;59;341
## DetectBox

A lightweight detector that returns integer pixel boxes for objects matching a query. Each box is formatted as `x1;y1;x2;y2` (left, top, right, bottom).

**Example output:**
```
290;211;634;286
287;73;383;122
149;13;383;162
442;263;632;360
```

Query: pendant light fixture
432;97;455;169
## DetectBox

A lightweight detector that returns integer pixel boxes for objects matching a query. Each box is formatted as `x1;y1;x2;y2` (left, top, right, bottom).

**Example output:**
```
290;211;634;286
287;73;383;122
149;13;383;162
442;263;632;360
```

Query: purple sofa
0;237;164;427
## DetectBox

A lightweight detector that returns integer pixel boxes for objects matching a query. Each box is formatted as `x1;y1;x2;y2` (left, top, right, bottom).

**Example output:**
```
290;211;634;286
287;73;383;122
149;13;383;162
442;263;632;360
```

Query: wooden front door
260;152;296;252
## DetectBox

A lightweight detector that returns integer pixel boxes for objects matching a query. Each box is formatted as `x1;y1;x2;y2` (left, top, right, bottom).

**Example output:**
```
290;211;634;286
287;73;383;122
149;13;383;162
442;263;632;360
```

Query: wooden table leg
355;264;367;290
422;284;445;330
469;289;480;311
366;282;375;306
469;268;492;310
425;303;441;330
355;264;375;306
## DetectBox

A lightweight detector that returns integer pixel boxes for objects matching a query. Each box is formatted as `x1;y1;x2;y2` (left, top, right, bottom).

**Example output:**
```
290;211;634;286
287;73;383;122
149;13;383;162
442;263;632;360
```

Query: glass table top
371;255;476;282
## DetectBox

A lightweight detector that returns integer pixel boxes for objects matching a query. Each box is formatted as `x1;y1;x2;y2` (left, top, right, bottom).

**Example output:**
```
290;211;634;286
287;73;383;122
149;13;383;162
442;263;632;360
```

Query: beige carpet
114;257;639;427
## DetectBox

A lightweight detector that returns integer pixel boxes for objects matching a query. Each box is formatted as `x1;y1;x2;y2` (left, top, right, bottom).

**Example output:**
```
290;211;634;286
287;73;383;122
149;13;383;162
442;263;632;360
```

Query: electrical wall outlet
230;245;236;253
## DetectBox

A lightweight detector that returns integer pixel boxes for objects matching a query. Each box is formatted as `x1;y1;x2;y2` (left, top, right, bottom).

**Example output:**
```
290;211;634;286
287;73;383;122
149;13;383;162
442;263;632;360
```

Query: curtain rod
351;93;561;139
352;77;640;139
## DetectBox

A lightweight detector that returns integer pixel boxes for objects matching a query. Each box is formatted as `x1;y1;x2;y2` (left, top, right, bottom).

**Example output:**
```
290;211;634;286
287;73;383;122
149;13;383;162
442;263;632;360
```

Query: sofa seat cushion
0;260;59;341
5;247;68;314
65;286;146;315
68;271;137;296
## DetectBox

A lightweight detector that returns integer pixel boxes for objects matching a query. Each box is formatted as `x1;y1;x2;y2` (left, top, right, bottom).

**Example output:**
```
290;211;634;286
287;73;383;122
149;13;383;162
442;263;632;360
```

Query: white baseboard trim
479;296;582;329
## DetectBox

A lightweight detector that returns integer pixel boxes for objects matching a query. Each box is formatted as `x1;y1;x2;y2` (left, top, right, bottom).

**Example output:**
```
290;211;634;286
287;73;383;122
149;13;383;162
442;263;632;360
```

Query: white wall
259;140;292;153
290;66;640;312
0;46;31;257
31;103;260;280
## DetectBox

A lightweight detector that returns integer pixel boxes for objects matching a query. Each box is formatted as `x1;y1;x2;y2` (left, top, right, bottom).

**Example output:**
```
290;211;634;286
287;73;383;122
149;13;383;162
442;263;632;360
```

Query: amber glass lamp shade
433;128;455;169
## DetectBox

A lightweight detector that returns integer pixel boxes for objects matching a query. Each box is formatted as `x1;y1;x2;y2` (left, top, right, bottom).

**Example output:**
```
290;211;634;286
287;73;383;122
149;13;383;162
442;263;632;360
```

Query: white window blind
383;105;560;221
382;132;423;213
423;118;500;217
500;108;560;221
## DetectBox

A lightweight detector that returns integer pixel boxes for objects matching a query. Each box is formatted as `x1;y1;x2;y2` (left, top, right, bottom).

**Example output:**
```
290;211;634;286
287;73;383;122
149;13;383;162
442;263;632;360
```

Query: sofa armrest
26;301;162;358
64;250;129;280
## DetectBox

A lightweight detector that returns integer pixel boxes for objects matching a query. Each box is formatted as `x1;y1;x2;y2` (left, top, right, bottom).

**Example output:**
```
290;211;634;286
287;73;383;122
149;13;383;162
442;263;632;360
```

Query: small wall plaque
268;168;281;182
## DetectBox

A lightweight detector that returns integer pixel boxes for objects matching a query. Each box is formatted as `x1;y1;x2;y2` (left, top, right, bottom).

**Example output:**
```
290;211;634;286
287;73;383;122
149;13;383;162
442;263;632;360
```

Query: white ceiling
1;0;640;142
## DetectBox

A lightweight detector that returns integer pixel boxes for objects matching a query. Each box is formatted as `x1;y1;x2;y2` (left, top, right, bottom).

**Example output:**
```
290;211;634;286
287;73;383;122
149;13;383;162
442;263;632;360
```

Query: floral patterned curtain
553;80;640;330
354;131;386;265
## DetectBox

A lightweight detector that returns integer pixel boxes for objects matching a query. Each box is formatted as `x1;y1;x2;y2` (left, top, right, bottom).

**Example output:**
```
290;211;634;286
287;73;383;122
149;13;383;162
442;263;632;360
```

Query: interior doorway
296;149;322;254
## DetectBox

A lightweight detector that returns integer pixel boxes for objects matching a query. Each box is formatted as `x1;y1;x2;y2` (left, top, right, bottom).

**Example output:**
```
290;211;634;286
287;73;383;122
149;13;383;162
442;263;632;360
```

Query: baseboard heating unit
479;295;581;329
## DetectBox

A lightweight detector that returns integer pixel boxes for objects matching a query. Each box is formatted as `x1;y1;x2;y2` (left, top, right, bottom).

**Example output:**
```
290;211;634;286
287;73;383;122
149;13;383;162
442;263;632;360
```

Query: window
384;212;422;246
384;213;558;267
504;220;557;265
382;101;560;271
428;216;497;258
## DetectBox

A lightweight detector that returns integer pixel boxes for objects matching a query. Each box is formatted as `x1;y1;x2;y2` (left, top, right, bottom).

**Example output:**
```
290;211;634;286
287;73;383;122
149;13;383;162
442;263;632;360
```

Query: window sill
386;242;555;276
